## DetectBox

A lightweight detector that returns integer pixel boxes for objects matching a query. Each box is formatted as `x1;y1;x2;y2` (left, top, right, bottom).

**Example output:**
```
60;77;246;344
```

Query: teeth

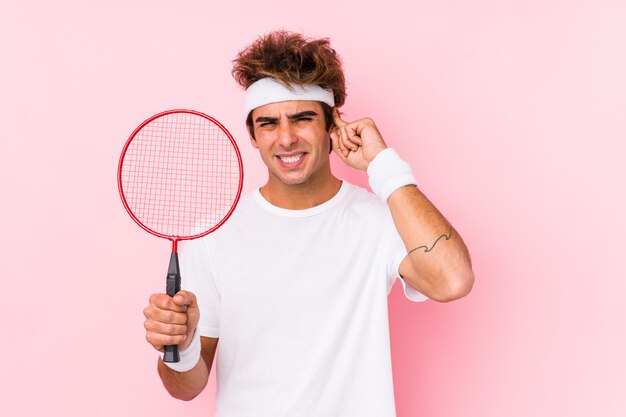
280;153;303;163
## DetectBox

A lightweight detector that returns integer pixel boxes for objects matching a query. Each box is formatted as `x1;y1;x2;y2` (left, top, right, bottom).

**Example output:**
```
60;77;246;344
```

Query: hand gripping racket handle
163;252;181;363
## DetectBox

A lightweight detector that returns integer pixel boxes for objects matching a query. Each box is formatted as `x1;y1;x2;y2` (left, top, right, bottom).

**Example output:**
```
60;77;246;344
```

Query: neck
260;168;342;210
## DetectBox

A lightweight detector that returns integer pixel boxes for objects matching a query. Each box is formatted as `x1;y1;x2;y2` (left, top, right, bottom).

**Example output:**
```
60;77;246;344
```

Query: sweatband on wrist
163;329;201;372
245;77;335;115
367;148;417;202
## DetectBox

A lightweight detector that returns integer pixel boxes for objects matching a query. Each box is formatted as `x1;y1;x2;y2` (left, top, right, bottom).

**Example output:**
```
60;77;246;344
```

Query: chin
269;166;311;186
275;174;310;186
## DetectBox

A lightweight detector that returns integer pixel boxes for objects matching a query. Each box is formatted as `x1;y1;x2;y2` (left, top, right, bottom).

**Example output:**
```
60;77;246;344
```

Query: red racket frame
117;109;244;252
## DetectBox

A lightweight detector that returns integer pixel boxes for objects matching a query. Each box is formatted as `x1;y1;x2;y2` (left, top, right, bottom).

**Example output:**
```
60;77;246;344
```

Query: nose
277;122;298;149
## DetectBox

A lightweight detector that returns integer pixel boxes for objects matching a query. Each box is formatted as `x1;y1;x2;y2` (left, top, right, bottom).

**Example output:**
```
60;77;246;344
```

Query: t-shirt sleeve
381;208;429;303
387;233;429;302
179;238;221;337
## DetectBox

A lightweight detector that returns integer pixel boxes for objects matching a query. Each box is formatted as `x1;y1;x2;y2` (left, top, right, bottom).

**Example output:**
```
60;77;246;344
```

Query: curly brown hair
232;31;346;108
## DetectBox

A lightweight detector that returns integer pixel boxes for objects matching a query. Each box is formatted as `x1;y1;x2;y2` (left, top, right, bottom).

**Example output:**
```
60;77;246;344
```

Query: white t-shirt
180;181;427;417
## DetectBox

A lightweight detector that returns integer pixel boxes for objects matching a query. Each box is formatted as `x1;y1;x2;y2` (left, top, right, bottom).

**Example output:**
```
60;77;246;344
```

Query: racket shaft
163;252;181;363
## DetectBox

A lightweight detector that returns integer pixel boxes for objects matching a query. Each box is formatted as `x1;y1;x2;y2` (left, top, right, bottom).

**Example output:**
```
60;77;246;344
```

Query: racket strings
121;112;241;238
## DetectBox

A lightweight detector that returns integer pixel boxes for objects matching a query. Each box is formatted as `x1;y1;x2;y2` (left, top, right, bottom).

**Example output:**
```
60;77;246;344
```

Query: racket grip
164;252;181;363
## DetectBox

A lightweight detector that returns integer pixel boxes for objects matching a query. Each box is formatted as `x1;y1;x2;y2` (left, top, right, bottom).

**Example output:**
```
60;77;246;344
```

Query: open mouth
277;152;306;167
280;153;303;163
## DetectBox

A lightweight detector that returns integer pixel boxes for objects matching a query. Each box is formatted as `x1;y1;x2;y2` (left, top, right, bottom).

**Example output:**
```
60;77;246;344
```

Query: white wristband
367;148;417;202
163;329;201;372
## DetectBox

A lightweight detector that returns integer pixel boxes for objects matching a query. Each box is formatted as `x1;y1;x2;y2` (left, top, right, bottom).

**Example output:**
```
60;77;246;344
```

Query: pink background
2;1;625;416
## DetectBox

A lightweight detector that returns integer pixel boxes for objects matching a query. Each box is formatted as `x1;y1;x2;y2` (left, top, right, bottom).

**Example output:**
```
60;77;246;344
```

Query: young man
143;31;474;416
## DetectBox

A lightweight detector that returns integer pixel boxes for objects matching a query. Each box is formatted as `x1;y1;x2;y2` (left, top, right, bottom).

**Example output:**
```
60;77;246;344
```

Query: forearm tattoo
407;227;453;255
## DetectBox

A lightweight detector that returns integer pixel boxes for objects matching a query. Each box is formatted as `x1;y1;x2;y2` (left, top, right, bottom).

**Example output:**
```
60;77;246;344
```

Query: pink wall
2;1;624;416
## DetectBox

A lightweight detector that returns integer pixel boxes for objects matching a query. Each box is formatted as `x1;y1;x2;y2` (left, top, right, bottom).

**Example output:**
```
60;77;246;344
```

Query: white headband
245;77;335;115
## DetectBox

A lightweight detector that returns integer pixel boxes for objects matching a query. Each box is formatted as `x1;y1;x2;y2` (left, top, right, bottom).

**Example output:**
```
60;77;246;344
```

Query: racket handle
164;252;181;363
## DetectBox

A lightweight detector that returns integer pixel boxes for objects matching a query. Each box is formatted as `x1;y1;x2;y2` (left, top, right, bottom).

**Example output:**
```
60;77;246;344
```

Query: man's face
249;100;332;187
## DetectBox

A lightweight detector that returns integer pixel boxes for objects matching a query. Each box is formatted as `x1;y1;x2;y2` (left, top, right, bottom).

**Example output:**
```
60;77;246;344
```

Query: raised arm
331;110;474;302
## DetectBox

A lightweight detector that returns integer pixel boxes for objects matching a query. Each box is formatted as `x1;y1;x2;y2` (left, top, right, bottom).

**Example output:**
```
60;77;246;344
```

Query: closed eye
255;117;278;128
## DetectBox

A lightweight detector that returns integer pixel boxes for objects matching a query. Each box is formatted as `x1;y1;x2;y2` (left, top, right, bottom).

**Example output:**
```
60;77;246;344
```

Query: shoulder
187;191;258;247
223;191;257;222
214;189;265;226
325;181;393;234
341;181;389;215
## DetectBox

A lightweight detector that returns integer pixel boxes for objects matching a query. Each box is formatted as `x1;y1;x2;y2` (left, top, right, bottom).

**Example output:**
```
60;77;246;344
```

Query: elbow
169;390;201;402
163;381;203;401
430;268;475;303
161;378;205;401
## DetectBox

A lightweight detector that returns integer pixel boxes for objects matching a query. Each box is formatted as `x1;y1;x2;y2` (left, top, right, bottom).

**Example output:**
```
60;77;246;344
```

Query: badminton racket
118;109;243;362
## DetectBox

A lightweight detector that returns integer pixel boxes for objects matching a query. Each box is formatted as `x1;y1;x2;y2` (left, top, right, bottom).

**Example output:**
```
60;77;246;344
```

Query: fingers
144;319;188;349
172;290;198;310
332;109;363;157
144;291;199;352
332;108;347;128
144;296;189;324
149;292;183;312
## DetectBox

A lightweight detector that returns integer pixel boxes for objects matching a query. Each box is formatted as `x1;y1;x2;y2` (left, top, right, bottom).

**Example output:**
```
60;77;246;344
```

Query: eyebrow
254;110;319;124
287;110;318;120
254;116;278;124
